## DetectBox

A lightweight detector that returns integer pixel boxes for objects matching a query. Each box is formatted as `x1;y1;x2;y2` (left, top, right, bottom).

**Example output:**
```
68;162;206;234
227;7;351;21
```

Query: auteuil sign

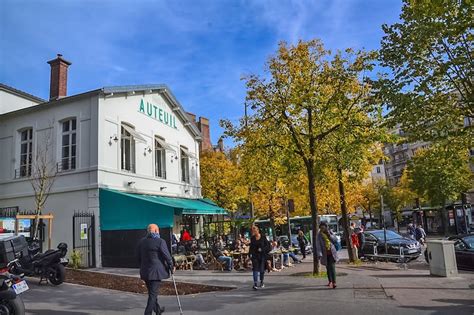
138;99;178;129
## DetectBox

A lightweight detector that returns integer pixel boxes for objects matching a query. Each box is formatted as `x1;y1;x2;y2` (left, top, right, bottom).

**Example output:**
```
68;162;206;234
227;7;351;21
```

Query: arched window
180;146;190;183
121;123;136;172
155;137;166;179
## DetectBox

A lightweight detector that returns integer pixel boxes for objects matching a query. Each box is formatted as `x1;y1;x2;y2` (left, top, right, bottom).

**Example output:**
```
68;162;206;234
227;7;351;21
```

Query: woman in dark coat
297;230;308;259
249;225;270;290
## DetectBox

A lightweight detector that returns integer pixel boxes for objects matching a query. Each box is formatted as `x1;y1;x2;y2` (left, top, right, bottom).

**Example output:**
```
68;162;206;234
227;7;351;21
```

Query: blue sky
1;0;401;144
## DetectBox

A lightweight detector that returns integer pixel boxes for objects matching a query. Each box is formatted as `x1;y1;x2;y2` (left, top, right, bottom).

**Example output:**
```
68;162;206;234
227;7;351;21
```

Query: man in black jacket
137;224;174;315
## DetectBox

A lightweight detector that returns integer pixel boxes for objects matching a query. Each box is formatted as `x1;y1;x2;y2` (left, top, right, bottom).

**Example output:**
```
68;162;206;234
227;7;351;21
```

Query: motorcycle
0;260;28;315
9;241;68;286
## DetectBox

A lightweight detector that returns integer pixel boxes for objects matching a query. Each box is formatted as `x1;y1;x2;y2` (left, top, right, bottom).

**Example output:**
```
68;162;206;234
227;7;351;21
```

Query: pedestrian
249;225;271;290
316;222;339;289
297;230;308;260
407;223;416;240
415;224;427;245
351;228;360;260
357;225;366;258
137;224;174;315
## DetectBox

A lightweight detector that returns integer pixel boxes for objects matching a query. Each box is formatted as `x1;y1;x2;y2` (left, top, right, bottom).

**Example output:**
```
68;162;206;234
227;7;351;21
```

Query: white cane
171;271;183;315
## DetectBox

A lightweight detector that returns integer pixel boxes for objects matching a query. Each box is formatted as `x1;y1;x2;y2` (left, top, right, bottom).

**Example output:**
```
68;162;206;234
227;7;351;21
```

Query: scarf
149;232;160;239
322;232;331;251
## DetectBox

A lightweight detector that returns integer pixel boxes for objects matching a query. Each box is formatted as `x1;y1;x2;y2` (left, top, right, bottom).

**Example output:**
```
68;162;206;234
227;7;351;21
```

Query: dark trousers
299;244;306;258
326;255;336;284
145;280;161;315
252;256;266;284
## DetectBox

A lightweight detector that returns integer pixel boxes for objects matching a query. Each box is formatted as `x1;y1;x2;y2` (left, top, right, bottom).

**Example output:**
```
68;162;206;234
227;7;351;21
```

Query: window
60;118;76;171
376;166;381;174
121;124;136;172
155;137;166;179
180;147;190;183
19;128;33;177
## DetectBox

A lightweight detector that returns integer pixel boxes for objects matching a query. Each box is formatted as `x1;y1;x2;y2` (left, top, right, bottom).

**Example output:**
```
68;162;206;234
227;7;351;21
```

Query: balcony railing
14;167;31;179
57;160;76;173
121;163;136;173
155;169;167;179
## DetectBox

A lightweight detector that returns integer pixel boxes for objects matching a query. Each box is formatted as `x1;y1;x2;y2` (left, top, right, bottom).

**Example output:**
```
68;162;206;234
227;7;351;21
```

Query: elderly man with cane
137;224;174;315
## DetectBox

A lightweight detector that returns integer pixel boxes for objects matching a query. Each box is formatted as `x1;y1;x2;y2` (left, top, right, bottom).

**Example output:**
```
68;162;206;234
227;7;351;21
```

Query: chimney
186;112;197;127
47;54;72;100
198;117;212;152
217;137;224;152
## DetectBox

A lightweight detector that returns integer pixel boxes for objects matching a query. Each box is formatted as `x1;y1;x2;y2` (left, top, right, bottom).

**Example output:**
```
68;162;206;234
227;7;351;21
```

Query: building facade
0;55;225;267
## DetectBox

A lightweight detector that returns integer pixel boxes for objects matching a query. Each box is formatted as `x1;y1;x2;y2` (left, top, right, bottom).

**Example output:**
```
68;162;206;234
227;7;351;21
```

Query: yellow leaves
199;151;246;212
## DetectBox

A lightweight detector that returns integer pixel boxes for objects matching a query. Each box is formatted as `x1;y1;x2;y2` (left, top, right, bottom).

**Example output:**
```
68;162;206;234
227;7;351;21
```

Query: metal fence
72;211;96;268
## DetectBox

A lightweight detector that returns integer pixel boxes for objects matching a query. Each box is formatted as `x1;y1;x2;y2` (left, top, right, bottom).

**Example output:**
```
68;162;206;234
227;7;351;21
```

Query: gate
72;211;96;268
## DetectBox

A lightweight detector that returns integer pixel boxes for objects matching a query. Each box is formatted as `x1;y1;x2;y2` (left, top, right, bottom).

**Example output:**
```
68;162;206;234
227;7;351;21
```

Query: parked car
361;230;422;262
424;234;474;271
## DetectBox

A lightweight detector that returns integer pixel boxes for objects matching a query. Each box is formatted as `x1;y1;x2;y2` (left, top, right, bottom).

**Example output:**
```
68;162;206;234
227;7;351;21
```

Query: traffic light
288;199;295;212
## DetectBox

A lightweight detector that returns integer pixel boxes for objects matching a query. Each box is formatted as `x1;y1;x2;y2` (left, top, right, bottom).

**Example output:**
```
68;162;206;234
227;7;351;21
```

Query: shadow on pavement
28;310;89;315
401;298;474;315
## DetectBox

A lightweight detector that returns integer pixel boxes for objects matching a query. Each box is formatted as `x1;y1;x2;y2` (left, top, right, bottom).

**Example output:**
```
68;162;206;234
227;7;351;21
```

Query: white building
0;55;225;267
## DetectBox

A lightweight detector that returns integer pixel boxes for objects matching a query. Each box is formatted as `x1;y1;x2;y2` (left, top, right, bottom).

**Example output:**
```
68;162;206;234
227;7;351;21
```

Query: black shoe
155;305;165;314
252;284;258;290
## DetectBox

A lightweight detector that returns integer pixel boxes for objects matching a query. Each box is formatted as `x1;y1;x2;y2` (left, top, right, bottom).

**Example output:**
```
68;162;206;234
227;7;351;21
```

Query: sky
0;0;402;145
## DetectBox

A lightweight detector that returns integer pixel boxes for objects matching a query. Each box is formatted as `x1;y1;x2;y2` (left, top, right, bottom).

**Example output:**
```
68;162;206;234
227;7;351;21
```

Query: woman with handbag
316;222;339;289
249;225;271;290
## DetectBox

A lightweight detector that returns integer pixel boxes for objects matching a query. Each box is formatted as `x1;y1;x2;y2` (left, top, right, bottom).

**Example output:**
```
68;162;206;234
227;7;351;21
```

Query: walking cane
171;270;184;315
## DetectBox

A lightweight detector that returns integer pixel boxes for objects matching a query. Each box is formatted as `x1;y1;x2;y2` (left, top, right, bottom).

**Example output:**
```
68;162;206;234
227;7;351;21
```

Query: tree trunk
337;167;356;262
269;215;277;240
306;163;320;275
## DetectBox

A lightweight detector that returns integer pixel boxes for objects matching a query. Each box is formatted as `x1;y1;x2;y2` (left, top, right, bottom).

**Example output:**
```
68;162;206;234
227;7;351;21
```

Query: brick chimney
198;117;212;152
47;54;72;100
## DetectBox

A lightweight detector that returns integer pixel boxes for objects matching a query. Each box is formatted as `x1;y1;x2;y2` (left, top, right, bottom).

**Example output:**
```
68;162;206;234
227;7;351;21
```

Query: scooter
9;241;68;286
0;260;28;315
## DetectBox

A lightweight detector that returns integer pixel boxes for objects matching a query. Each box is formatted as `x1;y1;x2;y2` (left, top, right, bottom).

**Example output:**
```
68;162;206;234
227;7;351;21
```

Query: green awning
148;195;227;215
99;189;226;231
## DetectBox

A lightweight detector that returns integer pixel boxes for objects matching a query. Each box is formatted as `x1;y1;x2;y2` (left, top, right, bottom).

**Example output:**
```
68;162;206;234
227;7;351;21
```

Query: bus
254;214;339;241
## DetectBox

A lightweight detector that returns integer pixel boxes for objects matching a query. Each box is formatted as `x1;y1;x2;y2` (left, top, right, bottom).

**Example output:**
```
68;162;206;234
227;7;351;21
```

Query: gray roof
0;84;202;140
0;83;46;103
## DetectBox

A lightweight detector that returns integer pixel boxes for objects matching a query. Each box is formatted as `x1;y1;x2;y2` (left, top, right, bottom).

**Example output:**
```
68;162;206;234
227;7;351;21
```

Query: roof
0;84;202;140
0;83;46;104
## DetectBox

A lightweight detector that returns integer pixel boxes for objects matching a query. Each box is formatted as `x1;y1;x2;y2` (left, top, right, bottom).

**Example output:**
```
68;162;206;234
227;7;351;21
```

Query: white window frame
60;118;77;171
18;128;33;178
180;146;190;183
121;123;136;173
154;137;167;179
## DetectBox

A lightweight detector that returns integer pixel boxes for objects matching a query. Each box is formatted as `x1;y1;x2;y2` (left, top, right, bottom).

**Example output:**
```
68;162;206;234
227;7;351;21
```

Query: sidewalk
22;253;474;315
88;253;474;315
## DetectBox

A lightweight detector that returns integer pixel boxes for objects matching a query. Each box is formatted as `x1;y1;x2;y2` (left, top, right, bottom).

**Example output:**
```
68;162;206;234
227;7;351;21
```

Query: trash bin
426;240;458;277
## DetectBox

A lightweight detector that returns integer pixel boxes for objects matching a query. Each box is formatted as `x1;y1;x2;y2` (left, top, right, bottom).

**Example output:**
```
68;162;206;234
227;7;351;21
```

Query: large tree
378;0;473;145
242;40;379;274
407;143;472;234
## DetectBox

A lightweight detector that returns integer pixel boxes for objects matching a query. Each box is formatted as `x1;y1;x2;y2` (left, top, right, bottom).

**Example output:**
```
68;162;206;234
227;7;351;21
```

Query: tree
30;128;57;240
199;150;246;212
382;172;417;231
242;40;379;273
407;142;473;234
378;0;473;145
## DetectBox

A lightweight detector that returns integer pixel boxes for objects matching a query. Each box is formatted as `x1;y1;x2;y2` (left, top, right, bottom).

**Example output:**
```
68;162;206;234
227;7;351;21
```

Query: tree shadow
401;298;474;315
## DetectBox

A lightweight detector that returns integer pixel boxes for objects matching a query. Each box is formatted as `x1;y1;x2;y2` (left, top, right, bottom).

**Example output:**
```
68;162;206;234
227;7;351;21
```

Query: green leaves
378;0;473;145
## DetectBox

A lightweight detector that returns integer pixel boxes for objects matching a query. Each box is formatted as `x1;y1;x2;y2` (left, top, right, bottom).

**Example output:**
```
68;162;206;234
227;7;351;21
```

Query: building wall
0;89;43;115
97;92;201;198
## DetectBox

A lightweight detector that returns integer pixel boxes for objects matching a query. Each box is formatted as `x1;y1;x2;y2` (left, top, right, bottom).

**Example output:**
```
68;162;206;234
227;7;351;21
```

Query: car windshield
371;230;404;241
462;236;474;249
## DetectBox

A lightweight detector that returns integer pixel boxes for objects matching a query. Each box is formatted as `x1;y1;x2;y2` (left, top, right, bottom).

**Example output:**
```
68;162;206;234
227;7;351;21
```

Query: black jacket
137;236;173;281
249;235;270;260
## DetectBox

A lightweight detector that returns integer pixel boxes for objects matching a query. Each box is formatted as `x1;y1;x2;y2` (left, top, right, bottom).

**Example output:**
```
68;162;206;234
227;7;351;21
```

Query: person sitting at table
211;242;233;271
240;234;250;246
280;239;301;266
234;239;245;251
268;241;282;272
216;235;225;251
187;244;206;270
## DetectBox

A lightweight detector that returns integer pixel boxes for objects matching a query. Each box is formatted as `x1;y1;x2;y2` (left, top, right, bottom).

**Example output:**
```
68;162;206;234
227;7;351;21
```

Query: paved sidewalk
22;256;474;315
